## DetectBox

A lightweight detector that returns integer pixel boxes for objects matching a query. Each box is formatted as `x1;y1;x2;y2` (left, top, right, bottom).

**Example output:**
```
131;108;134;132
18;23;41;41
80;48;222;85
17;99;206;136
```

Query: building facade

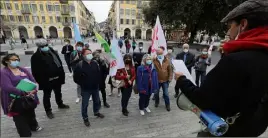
107;0;152;40
0;0;95;39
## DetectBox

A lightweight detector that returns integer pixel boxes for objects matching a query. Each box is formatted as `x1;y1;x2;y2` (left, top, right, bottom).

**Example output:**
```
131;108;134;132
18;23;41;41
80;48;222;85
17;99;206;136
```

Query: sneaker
35;126;43;132
155;103;159;108
69;73;73;77
46;111;54;119
94;113;105;118
108;92;113;96
83;119;90;127
58;104;70;109
75;98;80;103
140;110;145;116
145;107;151;113
89;96;92;101
118;93;121;97
104;102;110;108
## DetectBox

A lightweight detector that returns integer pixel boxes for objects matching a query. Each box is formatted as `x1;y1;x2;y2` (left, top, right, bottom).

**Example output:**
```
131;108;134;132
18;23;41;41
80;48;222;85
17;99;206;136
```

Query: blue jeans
81;88;100;120
155;81;170;105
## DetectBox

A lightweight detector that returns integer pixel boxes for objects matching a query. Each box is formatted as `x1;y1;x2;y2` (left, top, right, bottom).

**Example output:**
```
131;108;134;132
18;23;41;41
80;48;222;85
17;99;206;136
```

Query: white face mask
168;49;172;53
183;49;189;53
65;42;69;45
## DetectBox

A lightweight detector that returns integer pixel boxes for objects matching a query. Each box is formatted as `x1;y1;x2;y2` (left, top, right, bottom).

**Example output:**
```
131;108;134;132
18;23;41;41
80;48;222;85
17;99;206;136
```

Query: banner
73;23;83;43
109;33;125;76
151;16;167;56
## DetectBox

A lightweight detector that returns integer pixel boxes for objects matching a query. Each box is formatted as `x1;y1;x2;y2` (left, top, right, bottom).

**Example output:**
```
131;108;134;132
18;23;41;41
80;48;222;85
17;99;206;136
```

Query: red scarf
223;26;268;54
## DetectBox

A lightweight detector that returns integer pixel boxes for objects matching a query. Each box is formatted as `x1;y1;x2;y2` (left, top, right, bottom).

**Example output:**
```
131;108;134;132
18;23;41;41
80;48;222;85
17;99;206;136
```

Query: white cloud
82;1;113;23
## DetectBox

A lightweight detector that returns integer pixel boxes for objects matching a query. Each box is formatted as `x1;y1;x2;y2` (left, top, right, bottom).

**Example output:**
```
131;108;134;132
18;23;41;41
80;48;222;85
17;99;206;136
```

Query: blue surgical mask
40;46;49;52
146;60;152;65
10;61;20;68
157;55;163;59
86;54;93;61
77;46;83;52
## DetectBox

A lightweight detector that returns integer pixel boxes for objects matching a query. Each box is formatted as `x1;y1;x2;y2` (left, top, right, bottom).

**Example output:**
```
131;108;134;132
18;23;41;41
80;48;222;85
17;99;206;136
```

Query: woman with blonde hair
136;54;159;115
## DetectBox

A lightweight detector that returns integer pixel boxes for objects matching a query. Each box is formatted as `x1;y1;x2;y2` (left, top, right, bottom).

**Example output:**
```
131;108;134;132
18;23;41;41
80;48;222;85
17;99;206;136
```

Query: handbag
111;77;125;88
9;95;37;113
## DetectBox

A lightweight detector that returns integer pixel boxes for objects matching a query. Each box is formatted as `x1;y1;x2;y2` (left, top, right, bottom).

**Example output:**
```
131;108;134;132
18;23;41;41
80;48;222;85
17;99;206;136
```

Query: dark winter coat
176;49;268;137
176;51;195;72
31;47;65;90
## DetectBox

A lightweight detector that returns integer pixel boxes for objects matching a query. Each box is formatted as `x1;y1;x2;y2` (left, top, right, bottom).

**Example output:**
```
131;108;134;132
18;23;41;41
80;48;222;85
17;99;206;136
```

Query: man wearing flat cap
174;0;268;136
31;39;69;119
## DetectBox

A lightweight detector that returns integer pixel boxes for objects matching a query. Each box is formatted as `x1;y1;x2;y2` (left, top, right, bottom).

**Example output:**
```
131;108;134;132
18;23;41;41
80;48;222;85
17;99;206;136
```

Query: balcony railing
61;10;70;15
62;22;71;26
21;9;31;14
59;0;68;4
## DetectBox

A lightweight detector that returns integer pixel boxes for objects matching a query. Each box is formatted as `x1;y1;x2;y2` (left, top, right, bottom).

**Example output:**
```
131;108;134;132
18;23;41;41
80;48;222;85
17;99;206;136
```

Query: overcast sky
82;1;113;23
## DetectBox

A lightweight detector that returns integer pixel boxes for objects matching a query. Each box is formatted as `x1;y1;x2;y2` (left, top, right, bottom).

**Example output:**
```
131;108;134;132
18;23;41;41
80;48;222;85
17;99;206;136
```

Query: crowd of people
1;1;268;137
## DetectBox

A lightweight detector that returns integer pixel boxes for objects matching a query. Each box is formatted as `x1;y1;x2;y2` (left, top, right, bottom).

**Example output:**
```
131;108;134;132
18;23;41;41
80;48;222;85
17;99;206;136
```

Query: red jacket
115;67;136;88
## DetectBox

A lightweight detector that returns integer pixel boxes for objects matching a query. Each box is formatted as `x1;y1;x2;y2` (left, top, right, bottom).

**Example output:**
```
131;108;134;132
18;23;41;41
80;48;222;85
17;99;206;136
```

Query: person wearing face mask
73;49;104;127
175;43;195;73
70;41;85;103
31;39;69;119
174;0;268;137
166;46;175;62
115;54;136;116
153;46;173;111
136;54;159;116
61;39;74;76
1;53;42;137
174;43;195;98
92;50;110;108
194;48;211;87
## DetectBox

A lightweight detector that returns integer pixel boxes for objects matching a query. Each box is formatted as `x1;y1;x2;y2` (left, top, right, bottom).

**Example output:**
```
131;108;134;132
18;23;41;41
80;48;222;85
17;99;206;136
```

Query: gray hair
35;39;48;47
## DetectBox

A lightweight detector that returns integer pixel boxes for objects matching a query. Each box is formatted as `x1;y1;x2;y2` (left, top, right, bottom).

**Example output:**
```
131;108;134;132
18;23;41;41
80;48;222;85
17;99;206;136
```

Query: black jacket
176;49;268;137
73;60;101;90
93;57;109;90
176;52;195;72
61;44;74;61
31;47;65;90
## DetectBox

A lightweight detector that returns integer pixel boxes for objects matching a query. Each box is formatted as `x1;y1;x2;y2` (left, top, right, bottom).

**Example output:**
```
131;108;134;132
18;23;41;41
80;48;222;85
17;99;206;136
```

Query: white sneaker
36;126;43;132
75;98;80;103
145;107;151;113
89;96;92;101
108;92;112;96
118;93;121;97
69;73;73;77
140;110;145;116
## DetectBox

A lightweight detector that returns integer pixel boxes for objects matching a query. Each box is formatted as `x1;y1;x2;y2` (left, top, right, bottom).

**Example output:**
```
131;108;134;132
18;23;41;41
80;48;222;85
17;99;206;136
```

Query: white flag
151;16;167;56
109;33;125;76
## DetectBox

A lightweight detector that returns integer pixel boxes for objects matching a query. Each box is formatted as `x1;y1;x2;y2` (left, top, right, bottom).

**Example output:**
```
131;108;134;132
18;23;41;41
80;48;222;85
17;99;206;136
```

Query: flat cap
35;39;48;47
221;0;268;22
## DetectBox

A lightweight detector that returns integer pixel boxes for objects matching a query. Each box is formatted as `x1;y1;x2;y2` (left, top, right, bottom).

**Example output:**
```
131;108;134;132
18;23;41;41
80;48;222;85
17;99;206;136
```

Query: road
1;40;268;137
